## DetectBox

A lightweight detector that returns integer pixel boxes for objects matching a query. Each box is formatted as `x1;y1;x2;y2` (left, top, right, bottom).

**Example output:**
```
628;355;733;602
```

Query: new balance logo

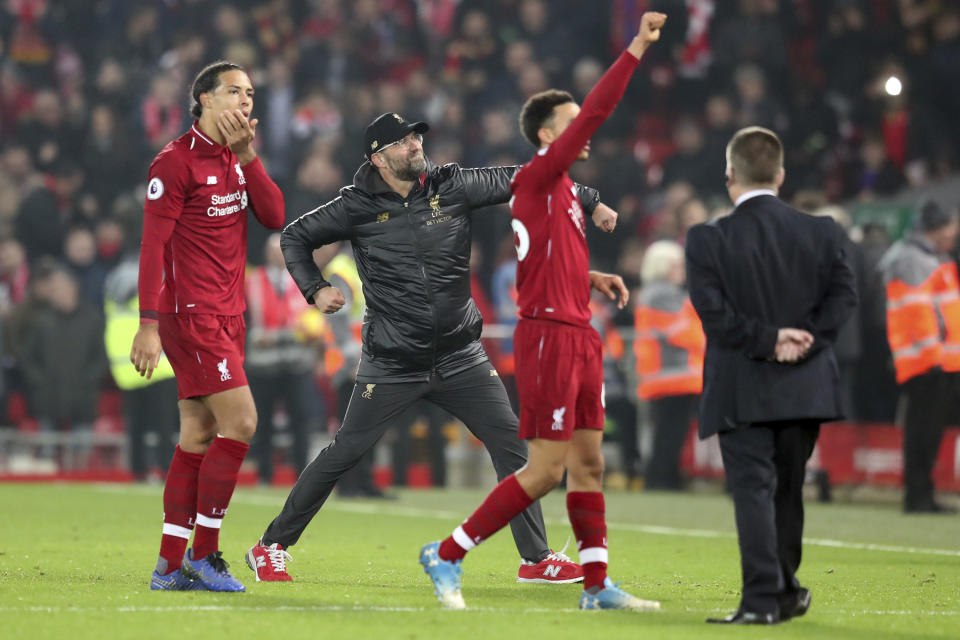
207;176;217;185
255;556;267;568
361;384;376;399
218;358;232;382
551;407;566;431
542;565;561;578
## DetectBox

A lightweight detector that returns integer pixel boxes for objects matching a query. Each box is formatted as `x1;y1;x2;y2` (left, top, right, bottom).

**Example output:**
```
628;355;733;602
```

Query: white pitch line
93;485;960;558
272;498;960;558
1;605;957;616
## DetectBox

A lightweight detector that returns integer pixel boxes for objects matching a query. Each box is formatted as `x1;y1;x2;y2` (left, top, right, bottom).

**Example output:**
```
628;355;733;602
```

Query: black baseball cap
363;112;429;159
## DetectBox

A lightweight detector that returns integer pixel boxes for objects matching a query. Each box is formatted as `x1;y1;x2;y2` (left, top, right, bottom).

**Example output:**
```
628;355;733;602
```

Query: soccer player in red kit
130;61;285;592
420;13;667;610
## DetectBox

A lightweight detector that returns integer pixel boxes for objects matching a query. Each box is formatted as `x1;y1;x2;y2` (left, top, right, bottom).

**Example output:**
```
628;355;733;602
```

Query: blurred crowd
1;0;960;482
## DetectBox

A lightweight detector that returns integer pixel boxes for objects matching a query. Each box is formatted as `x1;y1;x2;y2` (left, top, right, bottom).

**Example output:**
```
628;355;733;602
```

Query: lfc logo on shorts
218;358;232;382
551;407;566;431
361;383;376;399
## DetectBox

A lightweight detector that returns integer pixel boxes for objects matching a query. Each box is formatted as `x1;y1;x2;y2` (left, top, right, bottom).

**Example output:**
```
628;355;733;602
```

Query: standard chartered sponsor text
208;190;247;217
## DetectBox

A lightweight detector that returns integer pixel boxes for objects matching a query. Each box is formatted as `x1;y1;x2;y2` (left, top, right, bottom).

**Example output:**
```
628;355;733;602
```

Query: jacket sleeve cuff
304;281;330;304
577;185;600;214
749;325;779;360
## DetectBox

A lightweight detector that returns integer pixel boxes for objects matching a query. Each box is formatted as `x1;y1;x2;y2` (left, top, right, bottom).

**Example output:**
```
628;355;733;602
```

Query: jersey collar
189;122;226;155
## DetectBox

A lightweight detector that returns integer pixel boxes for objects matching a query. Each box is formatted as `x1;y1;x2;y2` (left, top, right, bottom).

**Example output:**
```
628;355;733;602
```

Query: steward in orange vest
880;232;960;384
634;240;705;490
634;288;705;400
878;201;960;513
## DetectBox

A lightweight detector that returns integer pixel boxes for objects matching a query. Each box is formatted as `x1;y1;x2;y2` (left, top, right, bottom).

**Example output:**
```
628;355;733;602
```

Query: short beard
385;153;427;181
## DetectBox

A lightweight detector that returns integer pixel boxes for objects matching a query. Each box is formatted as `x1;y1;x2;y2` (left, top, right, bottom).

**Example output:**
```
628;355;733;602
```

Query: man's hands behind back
775;328;814;363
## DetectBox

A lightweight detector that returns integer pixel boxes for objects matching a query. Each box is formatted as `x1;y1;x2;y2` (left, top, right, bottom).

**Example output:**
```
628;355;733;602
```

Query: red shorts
158;313;247;399
514;318;605;440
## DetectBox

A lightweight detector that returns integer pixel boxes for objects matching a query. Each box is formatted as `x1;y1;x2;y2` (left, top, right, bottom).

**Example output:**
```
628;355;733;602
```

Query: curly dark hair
189;61;243;119
518;89;575;147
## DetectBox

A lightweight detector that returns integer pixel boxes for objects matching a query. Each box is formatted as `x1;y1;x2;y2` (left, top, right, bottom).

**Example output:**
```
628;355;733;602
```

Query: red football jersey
139;123;284;317
510;52;639;328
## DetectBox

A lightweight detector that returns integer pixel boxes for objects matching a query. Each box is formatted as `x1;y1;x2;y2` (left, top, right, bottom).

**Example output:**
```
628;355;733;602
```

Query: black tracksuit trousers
261;361;550;562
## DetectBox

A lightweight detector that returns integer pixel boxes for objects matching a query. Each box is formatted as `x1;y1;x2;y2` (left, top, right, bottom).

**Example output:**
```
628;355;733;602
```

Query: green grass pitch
1;483;957;639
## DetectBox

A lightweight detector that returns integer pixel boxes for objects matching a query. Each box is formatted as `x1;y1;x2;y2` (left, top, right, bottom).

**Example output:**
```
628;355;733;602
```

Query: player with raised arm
419;12;667;611
130;61;285;592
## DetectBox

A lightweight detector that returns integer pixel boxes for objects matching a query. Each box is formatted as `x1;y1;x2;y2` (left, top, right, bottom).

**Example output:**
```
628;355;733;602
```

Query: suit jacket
685;194;858;438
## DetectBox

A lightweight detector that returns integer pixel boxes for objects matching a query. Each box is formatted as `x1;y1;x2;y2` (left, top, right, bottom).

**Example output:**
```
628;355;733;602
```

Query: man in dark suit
685;126;857;625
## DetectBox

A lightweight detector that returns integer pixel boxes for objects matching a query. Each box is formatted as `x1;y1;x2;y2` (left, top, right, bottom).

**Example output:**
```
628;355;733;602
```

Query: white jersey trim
191;124;215;146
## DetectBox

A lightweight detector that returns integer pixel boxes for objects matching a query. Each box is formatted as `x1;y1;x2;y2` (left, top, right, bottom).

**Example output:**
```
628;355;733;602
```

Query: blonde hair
726;126;783;186
641;240;685;284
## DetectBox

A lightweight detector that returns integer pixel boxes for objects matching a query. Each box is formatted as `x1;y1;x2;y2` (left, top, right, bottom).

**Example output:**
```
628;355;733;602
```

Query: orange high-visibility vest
882;237;960;383
634;287;705;400
323;329;345;378
935;261;960;372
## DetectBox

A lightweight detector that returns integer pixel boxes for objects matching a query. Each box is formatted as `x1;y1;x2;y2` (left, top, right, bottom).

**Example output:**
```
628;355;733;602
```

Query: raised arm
524;13;666;185
281;196;353;303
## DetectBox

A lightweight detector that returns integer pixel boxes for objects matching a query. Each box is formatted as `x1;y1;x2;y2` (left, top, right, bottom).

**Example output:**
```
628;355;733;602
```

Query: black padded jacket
281;160;600;382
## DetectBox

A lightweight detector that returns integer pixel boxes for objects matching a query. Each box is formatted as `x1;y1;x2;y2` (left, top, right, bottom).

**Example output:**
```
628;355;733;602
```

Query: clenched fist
628;12;667;58
314;285;346;314
592;202;618;233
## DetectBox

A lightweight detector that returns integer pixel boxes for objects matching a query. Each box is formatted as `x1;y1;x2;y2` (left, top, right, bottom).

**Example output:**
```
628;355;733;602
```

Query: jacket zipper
404;200;440;376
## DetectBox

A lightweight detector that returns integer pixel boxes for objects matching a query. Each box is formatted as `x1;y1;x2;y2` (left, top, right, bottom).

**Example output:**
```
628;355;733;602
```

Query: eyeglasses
378;132;423;153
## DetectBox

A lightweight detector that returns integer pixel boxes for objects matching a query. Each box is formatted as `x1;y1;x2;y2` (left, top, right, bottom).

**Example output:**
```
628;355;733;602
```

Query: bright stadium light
885;76;903;96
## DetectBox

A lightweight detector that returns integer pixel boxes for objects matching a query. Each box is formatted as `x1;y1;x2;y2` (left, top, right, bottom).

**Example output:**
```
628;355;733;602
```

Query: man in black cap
879;200;960;514
245;112;621;583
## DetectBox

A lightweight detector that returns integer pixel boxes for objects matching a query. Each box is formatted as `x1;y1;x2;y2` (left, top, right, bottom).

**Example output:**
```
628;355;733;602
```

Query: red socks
435;478;609;591
192;436;249;559
439;474;533;562
157;445;203;574
567;491;608;589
